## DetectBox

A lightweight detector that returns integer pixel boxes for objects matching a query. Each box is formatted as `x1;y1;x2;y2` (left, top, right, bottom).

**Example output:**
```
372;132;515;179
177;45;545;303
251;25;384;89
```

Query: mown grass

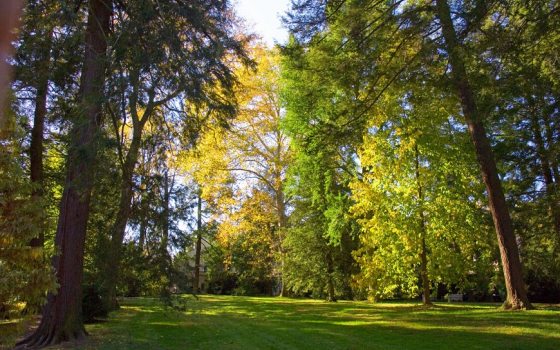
2;296;560;349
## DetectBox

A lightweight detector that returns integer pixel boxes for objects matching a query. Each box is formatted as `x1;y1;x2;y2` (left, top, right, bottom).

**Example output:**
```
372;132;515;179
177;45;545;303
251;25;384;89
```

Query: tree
280;32;367;301
349;81;495;304
13;0;84;249
285;0;536;309
100;0;250;310
476;0;560;302
182;45;292;295
0;114;56;319
16;0;112;346
434;0;531;309
218;189;280;295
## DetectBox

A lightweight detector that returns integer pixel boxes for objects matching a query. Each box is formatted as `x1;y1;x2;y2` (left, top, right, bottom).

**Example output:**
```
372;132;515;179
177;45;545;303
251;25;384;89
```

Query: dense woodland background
0;0;559;347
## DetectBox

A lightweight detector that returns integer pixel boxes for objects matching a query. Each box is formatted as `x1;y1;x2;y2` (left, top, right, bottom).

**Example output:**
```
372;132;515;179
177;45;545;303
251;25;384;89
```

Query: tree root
14;323;86;349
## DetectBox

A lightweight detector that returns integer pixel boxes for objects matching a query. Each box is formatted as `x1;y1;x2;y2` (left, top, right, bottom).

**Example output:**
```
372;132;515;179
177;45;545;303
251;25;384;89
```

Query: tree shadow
79;296;560;350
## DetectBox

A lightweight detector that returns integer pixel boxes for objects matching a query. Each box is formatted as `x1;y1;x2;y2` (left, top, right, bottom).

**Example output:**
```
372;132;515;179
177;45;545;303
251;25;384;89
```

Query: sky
234;0;291;46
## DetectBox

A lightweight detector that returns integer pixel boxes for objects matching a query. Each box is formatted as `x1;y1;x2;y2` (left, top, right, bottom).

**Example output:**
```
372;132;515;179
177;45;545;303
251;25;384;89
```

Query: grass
2;296;560;349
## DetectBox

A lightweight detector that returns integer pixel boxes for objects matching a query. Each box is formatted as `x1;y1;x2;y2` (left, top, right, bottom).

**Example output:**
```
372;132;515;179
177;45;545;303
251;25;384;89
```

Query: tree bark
435;0;531;310
194;192;203;294
16;0;111;347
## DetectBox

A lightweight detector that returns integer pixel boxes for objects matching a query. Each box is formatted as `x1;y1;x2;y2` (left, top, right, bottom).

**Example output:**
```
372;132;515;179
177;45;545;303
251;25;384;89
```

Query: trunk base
422;298;433;307
421;301;434;308
502;298;534;310
15;323;87;349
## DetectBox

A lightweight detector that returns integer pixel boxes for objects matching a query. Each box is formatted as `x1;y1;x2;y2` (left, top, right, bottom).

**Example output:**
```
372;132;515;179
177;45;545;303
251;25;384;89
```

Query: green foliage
283;203;338;298
4;0;559;325
116;242;171;298
82;283;108;323
349;88;496;300
220;191;279;296
0;124;56;317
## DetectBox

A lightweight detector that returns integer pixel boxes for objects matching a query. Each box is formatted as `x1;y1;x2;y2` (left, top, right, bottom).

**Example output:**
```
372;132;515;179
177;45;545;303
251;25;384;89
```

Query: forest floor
2;295;560;349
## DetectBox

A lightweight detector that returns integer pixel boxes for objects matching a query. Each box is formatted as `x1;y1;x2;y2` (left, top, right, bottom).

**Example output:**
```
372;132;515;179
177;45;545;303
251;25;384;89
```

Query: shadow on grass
79;296;560;350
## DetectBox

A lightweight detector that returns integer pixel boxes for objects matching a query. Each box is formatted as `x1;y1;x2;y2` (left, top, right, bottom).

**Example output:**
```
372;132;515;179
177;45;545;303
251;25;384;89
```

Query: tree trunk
29;31;52;248
542;113;560;184
325;246;337;302
194;192;203;294
138;209;147;251
16;0;111;347
529;107;560;241
435;0;531;310
415;145;432;306
162;170;171;253
276;181;288;297
103;130;143;311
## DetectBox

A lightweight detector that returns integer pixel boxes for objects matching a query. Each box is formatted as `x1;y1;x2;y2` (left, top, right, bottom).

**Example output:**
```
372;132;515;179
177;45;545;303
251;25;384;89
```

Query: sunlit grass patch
3;296;560;349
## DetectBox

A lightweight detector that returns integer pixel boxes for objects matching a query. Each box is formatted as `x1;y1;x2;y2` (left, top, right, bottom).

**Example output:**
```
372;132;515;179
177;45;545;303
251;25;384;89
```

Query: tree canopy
1;0;559;347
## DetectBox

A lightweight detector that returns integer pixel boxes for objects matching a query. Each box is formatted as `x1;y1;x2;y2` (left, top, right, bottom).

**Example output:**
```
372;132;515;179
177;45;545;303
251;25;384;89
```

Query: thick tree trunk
103;131;142;311
16;1;111;348
194;193;203;294
435;0;531;310
29;31;52;248
415;145;432;306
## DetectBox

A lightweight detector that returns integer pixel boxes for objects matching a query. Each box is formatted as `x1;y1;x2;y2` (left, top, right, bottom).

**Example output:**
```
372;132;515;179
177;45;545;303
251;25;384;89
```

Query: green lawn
3;296;560;349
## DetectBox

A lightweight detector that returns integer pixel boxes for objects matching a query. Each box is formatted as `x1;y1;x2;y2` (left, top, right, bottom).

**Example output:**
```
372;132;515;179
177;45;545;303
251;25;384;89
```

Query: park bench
447;293;463;302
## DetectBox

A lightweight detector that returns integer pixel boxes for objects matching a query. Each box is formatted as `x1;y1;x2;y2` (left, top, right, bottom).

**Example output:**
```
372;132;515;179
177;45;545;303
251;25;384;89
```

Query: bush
82;284;108;323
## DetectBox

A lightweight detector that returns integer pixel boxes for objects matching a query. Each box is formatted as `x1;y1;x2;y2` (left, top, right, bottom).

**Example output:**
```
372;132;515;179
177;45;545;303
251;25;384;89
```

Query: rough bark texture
194;193;203;294
16;1;111;348
435;0;531;310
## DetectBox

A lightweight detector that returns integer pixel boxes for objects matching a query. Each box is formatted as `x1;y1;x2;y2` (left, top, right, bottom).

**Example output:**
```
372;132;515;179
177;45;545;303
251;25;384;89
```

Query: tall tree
349;80;494;303
16;0;112;346
280;31;368;301
15;0;57;247
183;46;292;295
285;0;536;309
434;0;530;309
101;0;249;310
